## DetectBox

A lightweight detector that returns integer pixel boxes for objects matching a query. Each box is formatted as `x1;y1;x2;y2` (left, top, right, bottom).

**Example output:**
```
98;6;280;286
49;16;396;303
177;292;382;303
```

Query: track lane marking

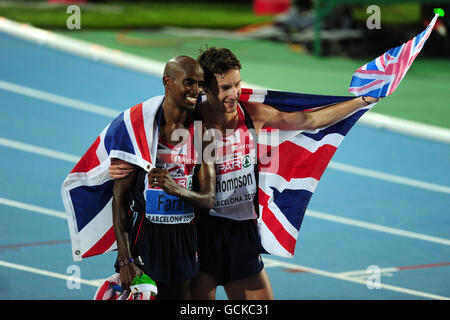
263;257;449;300
1;135;449;194
306;210;450;246
0;259;102;288
0;257;447;300
0;80;119;118
1;196;449;247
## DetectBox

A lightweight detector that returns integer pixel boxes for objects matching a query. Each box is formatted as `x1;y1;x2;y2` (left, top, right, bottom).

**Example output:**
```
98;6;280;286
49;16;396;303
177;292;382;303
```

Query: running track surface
0;31;449;300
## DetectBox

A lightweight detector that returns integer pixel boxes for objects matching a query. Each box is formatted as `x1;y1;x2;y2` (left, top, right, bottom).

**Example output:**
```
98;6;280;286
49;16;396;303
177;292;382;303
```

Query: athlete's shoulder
142;95;165;109
240;100;276;126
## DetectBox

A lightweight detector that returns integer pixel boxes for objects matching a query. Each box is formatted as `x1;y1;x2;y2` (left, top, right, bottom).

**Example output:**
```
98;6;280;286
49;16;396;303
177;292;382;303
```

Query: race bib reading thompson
145;189;194;224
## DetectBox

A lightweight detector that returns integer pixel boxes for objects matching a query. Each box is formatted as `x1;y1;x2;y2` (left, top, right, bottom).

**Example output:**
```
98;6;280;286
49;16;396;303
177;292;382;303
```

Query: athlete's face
207;68;241;114
165;63;205;111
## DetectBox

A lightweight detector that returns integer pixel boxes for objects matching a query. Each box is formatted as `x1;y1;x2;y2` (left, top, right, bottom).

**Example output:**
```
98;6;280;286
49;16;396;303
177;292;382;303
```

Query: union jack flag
239;89;374;257
62;96;163;261
349;13;440;98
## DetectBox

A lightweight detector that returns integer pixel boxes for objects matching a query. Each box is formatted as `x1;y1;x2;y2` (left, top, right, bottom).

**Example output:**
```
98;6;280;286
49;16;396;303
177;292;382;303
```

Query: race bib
208;106;258;220
145;189;194;224
213;154;256;210
144;127;196;224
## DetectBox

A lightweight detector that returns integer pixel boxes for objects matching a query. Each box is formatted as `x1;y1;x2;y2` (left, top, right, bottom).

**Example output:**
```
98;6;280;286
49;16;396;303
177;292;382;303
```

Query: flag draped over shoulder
349;13;440;98
61;95;163;261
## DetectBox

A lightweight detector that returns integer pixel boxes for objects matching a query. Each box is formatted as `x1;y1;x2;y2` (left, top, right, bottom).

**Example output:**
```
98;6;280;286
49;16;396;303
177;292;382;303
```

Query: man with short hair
190;47;379;300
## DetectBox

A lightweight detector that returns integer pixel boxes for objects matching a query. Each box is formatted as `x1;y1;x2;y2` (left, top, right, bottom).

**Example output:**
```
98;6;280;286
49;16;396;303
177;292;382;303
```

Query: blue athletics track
0;29;449;300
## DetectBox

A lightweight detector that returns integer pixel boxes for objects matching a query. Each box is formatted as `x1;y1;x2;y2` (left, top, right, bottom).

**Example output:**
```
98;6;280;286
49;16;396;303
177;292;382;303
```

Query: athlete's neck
161;99;190;144
200;101;238;131
162;98;190;126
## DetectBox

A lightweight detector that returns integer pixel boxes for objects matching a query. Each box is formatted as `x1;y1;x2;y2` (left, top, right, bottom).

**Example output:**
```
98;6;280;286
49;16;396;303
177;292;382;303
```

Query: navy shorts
195;213;264;285
115;211;199;285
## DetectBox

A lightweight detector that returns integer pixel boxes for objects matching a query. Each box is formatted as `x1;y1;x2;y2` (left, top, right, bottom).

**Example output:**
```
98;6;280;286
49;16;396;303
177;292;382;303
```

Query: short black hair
197;46;242;86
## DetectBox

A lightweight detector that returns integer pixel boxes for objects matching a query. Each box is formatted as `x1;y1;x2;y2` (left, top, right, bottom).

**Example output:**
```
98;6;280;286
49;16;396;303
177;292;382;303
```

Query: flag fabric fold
61;95;163;261
349;13;440;98
241;89;376;257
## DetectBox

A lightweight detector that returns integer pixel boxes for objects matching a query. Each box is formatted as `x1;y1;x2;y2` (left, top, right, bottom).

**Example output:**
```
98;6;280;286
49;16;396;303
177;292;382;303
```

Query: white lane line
263;257;449;300
2;196;449;247
328;162;450;194
1;136;449;195
0;137;79;163
0;197;67;219
338;267;400;277
337;262;450;277
0;260;102;288
306;210;450;246
0;80;119;118
0;257;446;300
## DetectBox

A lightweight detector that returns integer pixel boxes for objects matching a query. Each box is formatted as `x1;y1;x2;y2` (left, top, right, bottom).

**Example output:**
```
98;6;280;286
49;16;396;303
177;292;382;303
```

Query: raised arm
242;96;379;132
112;168;142;291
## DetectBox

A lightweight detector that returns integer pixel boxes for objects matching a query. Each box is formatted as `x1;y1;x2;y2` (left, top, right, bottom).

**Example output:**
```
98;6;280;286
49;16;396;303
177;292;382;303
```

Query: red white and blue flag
62;96;163;261
243;14;440;257
240;89;374;257
349;13;440;98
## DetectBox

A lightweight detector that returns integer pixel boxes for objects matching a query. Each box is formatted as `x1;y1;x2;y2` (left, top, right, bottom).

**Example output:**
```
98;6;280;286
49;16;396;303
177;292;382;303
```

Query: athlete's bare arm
112;168;143;292
242;96;379;133
148;162;215;209
110;159;215;209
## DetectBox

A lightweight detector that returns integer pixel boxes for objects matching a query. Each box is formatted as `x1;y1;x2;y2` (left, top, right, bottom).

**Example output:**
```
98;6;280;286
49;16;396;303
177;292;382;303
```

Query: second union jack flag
349;13;440;98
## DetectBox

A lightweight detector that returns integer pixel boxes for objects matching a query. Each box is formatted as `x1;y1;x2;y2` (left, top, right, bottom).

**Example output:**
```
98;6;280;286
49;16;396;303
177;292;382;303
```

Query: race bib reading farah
144;133;196;224
145;188;194;224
